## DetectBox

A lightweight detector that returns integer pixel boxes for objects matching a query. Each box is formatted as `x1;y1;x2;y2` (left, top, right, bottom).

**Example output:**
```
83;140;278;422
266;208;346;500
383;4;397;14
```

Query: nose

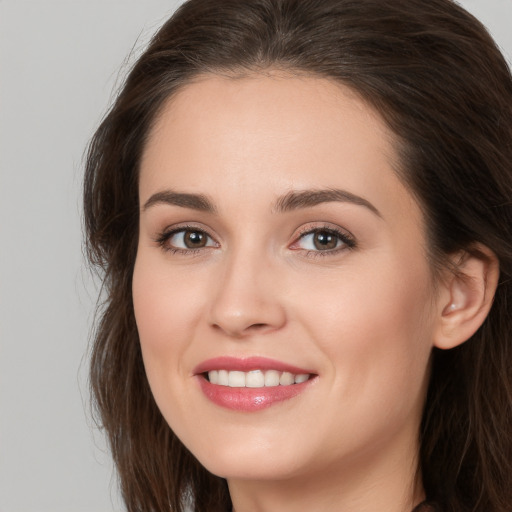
208;249;287;338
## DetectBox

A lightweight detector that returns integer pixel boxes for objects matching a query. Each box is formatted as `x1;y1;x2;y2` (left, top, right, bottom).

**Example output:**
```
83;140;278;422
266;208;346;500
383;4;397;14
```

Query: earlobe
434;245;499;350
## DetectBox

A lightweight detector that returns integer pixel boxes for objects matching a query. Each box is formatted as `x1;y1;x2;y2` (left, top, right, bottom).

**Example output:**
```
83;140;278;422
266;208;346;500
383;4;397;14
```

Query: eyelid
154;223;219;253
153;222;355;257
289;223;356;254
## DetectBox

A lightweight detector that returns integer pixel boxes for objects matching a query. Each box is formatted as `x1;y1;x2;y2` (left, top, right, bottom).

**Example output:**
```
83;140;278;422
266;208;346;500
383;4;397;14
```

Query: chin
179;427;310;482
199;451;304;482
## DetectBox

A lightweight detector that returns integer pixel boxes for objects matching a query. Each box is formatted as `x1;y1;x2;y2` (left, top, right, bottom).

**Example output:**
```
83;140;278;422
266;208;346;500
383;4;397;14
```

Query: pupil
184;231;206;248
314;231;337;250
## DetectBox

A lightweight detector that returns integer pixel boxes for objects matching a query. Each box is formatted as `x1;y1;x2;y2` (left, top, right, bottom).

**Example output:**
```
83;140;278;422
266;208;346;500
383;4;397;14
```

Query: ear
434;244;499;350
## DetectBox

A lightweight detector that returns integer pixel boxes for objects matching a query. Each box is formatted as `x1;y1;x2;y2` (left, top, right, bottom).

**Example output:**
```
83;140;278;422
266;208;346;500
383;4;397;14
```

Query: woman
83;0;512;511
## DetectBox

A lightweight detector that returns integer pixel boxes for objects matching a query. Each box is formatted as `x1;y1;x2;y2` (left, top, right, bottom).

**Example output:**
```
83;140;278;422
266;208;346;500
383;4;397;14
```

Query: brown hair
84;1;512;510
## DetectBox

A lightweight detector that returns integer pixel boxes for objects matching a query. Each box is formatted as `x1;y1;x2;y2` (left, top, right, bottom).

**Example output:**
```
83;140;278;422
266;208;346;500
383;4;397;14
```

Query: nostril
209;301;287;337
250;323;267;329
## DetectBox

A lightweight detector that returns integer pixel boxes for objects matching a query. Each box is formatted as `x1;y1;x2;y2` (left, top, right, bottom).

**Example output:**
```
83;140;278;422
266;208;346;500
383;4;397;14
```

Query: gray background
0;1;510;511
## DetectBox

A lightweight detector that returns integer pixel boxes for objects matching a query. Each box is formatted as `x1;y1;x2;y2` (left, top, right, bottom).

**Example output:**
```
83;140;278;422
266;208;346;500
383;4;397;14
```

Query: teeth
207;369;311;388
209;370;219;384
279;372;294;385
246;370;265;388
218;370;229;386
228;371;246;387
264;370;280;387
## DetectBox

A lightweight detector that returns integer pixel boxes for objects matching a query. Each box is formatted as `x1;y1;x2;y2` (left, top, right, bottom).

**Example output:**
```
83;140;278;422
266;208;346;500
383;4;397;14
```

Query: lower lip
197;376;315;411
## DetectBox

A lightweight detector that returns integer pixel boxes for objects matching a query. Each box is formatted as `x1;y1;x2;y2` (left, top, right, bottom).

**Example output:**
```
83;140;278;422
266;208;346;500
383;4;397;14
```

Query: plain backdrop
0;1;510;511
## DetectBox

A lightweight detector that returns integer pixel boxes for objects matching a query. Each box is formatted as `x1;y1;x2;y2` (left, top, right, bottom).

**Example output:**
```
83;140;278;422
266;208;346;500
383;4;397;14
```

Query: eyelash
155;224;356;257
291;225;356;259
155;224;217;255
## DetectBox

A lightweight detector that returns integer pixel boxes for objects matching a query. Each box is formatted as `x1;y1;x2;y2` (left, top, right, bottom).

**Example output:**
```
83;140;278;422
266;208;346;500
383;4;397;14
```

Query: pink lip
193;356;313;375
194;357;317;412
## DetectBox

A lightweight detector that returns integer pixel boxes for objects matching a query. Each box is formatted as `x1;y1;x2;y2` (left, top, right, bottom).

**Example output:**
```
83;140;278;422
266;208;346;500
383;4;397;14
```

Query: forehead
145;72;393;159
139;72;418;224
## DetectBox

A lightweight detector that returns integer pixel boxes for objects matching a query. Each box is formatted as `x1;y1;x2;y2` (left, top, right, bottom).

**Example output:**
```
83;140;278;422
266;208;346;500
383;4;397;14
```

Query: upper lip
193;356;314;375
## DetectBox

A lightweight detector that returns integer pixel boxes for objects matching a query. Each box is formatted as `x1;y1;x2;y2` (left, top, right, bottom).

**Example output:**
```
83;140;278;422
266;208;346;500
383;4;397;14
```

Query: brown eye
162;228;217;252
183;230;207;248
292;227;355;254
312;230;338;250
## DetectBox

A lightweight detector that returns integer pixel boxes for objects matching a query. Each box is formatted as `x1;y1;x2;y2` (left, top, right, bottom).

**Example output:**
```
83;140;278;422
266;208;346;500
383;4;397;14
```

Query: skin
133;73;452;512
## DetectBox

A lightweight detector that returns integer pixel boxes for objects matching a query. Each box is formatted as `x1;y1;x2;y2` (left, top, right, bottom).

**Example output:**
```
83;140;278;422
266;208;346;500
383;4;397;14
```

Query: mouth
194;357;317;411
205;369;311;387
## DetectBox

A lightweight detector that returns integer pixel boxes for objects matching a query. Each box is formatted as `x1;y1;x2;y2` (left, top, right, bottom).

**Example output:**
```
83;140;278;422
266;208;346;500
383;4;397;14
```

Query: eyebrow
142;187;381;217
143;190;217;213
273;188;381;217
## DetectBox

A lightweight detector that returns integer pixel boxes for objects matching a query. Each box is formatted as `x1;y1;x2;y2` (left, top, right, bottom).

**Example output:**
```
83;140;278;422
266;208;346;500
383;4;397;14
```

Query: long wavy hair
83;1;512;510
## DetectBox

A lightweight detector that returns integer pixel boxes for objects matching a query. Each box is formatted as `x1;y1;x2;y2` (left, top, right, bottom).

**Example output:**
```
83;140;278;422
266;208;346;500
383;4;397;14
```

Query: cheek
131;251;207;392
294;254;435;410
131;250;216;441
133;251;203;343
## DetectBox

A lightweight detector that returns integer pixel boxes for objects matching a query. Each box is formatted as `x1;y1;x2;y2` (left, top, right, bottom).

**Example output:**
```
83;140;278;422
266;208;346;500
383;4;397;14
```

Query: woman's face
133;73;440;484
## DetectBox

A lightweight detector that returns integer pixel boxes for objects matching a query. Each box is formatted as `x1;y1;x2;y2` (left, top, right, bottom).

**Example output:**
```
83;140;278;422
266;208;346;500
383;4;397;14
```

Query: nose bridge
209;239;286;337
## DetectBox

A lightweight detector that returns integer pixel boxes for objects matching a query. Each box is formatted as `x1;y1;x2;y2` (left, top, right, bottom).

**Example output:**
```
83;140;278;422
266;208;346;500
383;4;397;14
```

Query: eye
157;227;218;252
172;229;213;249
291;226;355;254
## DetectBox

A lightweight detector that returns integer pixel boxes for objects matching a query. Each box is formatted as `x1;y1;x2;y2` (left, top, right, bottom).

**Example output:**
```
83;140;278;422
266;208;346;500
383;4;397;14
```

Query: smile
195;357;317;411
207;369;311;388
